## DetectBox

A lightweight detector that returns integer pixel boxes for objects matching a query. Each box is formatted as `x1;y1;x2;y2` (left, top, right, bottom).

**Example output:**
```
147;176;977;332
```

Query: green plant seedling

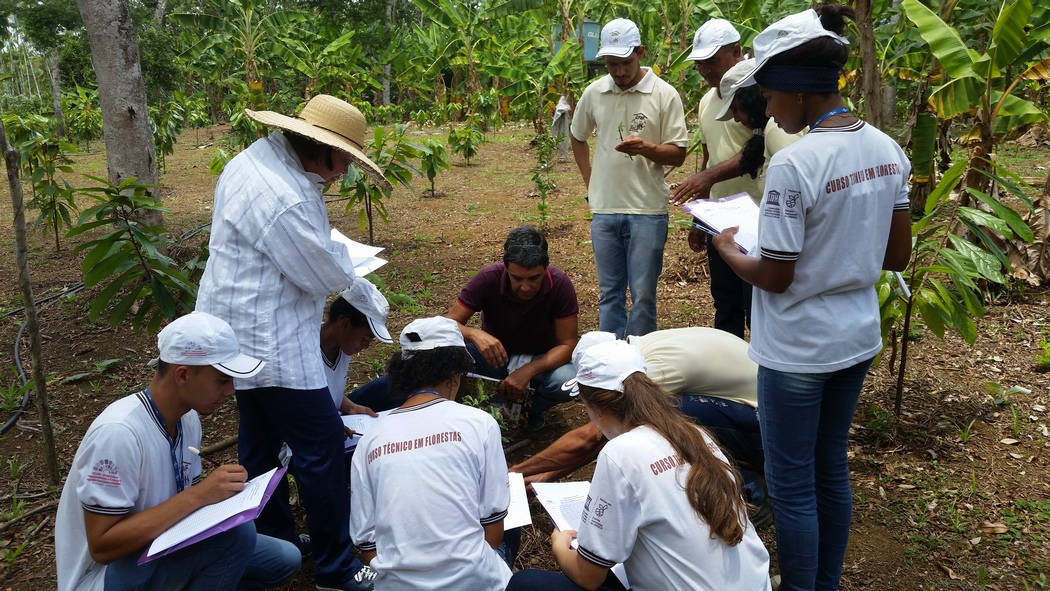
4;541;28;565
1036;334;1050;372
958;418;977;443
0;379;33;413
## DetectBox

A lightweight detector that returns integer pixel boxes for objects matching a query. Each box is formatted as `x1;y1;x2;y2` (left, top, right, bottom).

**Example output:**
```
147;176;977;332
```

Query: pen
188;446;221;468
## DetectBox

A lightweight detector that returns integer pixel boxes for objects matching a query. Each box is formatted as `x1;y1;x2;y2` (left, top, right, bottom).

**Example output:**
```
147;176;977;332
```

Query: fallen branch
0;499;58;533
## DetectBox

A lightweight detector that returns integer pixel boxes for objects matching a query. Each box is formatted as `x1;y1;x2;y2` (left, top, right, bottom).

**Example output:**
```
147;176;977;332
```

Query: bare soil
1;124;1048;590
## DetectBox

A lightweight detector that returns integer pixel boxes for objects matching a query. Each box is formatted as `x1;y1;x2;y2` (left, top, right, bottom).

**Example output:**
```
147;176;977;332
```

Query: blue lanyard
143;388;186;493
811;107;850;129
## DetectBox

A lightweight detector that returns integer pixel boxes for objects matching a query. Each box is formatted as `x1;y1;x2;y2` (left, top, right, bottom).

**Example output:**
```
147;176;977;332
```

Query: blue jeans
465;344;576;419
590;213;668;338
236;386;362;587
103;522;300;591
758;358;874;591
678;394;764;506
707;234;752;339
506;569;628;591
349;375;403;412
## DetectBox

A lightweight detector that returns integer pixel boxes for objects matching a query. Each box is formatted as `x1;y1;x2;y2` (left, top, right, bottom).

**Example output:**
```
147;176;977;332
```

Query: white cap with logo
151;312;265;378
596;18;642;59
339;278;393;343
574;340;647;394
732;9;849;90
399;316;465;357
687;19;741;61
561;331;618;396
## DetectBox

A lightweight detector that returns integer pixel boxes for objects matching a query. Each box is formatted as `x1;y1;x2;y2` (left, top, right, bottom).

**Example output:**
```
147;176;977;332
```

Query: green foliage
418;137;450;195
63;85;105;147
24;135;78;251
448;115;485;166
66;177;199;333
150;99;186;173
340;123;423;244
1036;333;1050;372
530;132;561;227
0;375;33;414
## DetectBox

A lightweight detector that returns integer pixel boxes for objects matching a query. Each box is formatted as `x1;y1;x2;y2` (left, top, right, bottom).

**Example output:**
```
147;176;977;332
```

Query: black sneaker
749;498;774;530
526;414;546;431
316;564;376;591
295;533;312;560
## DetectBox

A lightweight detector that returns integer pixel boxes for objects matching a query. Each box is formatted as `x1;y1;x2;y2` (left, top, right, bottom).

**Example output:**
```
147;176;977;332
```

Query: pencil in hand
188;446;221;468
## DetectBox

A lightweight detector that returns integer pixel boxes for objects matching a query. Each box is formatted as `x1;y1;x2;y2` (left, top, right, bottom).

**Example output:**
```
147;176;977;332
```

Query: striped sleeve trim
83;503;132;516
759;248;799;262
357;541;377;552
455;298;478;313
480;508;508;525
893;202;910;211
576;545;616;569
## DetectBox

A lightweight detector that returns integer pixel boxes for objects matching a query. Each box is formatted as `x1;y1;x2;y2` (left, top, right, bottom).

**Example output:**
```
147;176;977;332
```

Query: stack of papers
331;228;388;275
342;410;393;451
531;481;630;588
682;192;760;255
504;472;533;530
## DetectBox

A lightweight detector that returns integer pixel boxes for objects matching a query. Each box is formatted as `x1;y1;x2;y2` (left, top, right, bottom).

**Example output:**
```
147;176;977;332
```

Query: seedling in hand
617;123;634;160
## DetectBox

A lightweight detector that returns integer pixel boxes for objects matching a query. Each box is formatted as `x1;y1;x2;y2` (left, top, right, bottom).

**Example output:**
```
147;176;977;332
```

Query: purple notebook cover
138;467;287;564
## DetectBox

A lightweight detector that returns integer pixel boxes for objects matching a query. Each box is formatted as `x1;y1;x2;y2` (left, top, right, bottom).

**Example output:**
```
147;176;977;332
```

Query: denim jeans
236;386;362;587
505;569;628;591
706;234;752;339
678;394;764;506
590;213;668;338
103;523;300;591
758;357;874;591
464;344;577;420
349;375;403;412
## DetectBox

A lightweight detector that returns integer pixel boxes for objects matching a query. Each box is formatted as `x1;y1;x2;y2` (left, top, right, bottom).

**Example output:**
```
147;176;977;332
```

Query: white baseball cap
574;340;647;394
732;9;848;90
687;19;741;61
715;58;757;121
596;18;641;59
400;316;464;356
152;312;265;378
339;278;392;343
561;331;618;396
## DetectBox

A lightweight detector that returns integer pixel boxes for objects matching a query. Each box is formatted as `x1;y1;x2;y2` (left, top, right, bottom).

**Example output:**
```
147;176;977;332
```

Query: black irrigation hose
0;223;211;436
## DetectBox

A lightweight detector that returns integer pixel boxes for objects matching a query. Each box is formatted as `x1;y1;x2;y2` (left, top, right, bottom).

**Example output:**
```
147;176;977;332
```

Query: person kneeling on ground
349;317;513;590
511;327;770;527
506;340;771;591
56;312;300;591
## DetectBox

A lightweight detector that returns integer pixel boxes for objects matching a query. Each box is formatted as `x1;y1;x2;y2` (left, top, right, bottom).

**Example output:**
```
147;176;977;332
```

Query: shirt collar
268;131;328;190
600;68;657;94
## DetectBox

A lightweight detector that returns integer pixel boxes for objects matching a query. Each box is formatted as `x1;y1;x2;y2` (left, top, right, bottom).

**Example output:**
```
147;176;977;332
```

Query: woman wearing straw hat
711;6;912;591
507;340;771;591
350;317;513;591
196;95;390;591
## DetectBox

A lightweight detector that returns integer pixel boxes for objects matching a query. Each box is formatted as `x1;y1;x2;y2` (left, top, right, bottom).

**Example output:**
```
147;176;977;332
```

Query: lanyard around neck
143;388;186;493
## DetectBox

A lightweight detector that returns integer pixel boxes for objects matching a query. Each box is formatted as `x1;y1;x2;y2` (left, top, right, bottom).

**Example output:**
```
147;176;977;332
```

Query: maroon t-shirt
456;263;579;357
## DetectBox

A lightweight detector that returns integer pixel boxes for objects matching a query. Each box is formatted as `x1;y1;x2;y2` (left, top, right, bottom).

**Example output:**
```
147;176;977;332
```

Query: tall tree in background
76;0;162;228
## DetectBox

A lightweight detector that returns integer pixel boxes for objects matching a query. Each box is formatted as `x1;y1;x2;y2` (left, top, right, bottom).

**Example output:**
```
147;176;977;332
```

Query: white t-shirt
698;88;800;201
350;398;511;591
628;327;758;407
56;392;202;591
750;121;911;372
575;425;771;591
571;69;689;214
324;349;351;408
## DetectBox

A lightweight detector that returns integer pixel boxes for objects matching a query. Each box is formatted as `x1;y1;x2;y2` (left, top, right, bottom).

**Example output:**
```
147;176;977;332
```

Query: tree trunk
855;0;884;129
49;52;68;140
0;120;61;487
76;0;163;229
153;0;168;23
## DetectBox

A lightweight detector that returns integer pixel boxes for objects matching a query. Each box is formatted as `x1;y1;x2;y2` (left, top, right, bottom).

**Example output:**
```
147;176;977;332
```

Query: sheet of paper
683;192;760;255
352;255;387;275
504;472;533;530
342;410;393;451
147;467;280;557
531;481;630;588
330;228;384;258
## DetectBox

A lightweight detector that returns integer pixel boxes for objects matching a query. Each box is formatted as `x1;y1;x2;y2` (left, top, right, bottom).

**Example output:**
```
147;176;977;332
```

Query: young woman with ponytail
506;340;771;591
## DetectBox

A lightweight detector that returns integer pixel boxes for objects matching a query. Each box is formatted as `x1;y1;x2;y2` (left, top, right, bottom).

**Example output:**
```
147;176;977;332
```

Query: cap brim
715;93;736;121
244;109;391;191
687;46;719;61
367;316;393;344
731;65;761;90
596;47;634;58
215;354;266;378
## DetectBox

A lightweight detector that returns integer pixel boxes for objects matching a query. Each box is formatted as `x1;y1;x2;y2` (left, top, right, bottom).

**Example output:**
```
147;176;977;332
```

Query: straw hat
244;95;390;190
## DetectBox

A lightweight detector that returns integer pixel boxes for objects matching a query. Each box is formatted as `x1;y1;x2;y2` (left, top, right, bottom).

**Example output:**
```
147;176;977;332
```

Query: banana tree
271;28;365;99
903;0;1050;198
